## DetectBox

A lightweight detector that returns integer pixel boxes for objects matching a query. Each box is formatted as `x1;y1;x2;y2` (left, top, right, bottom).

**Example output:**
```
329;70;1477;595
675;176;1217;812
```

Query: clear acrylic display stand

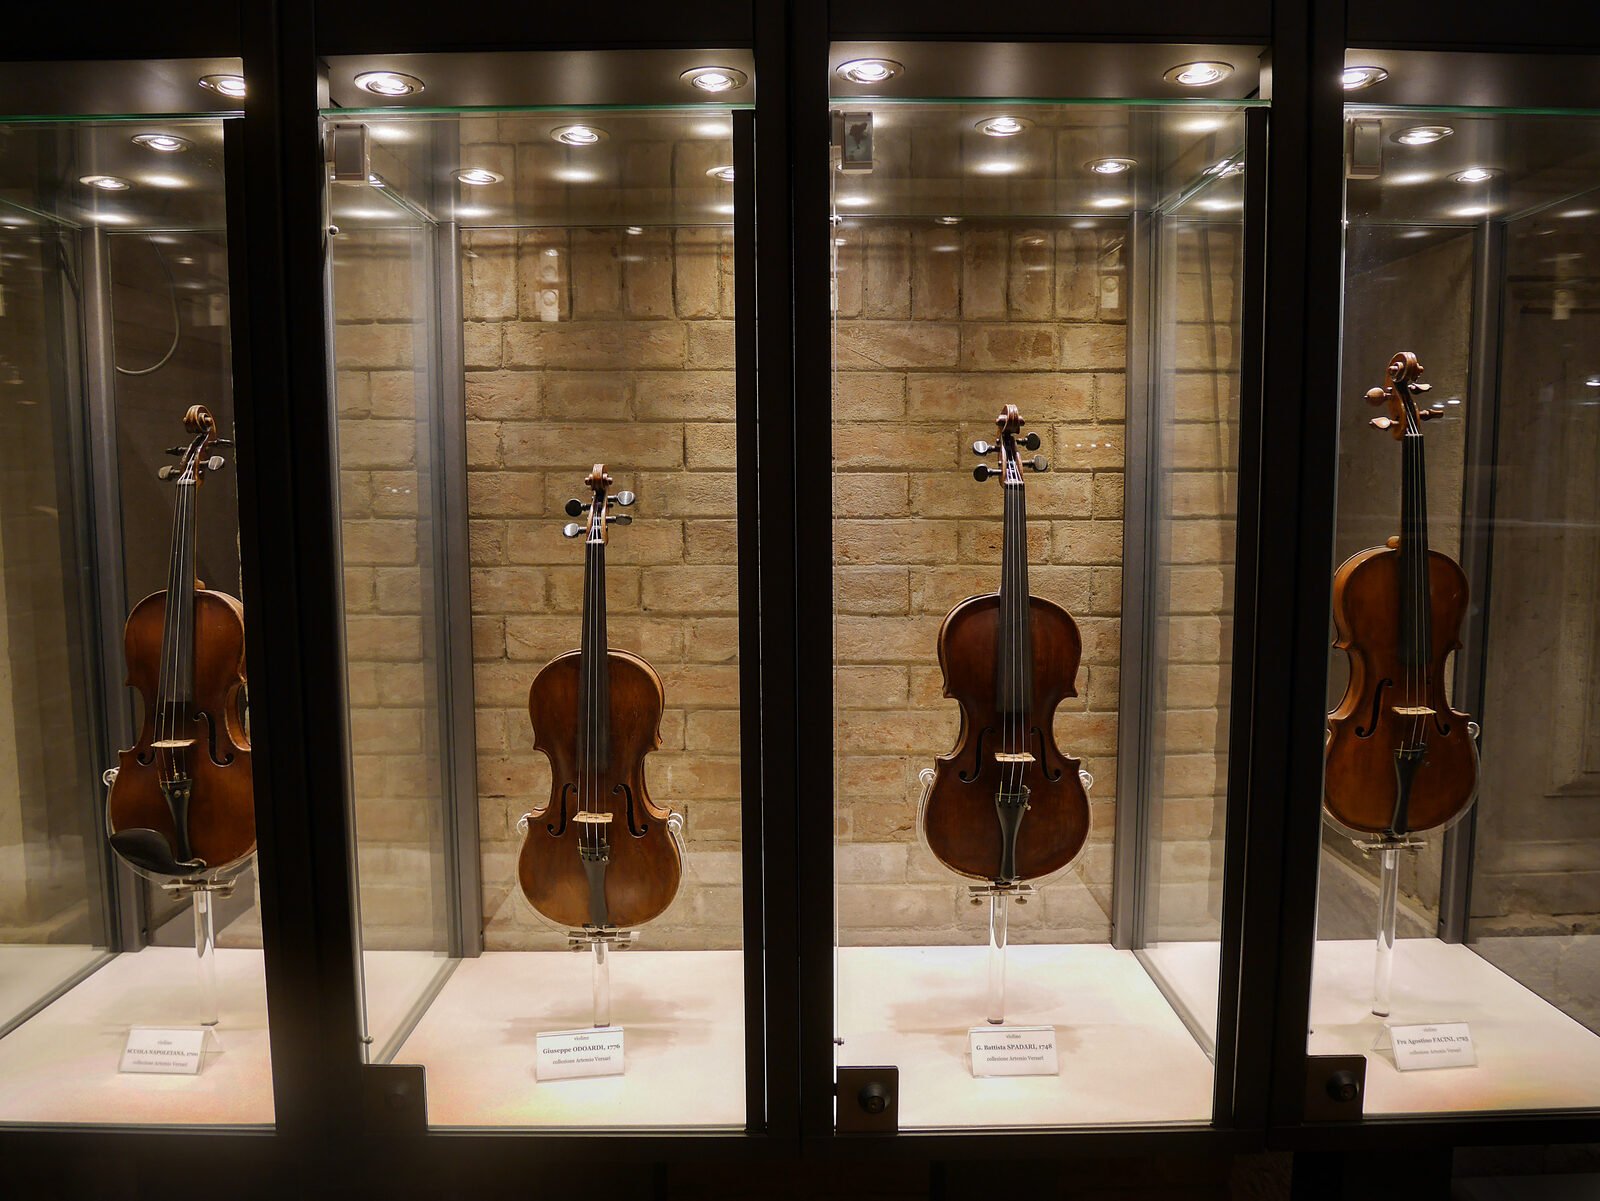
1353;833;1424;1018
565;927;635;1028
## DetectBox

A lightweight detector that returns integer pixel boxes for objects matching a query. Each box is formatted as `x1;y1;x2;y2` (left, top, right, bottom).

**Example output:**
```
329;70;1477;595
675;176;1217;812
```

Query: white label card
968;1025;1059;1078
119;1027;213;1076
535;1026;626;1081
1388;1022;1476;1071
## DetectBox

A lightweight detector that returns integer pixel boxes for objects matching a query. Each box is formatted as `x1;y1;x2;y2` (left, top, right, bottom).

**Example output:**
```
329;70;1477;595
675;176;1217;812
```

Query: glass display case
823;42;1263;1130
321;49;760;1131
1305;49;1600;1119
0;59;272;1126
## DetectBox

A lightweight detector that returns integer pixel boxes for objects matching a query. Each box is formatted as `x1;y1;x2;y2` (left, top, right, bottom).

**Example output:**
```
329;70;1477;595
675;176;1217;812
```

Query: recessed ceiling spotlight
199;74;246;99
1452;167;1498;184
1341;65;1389;90
835;58;903;85
80;175;131;191
976;115;1031;138
681;66;748;94
456;168;503;186
1085;157;1136;175
935;216;961;226
707;165;736;183
552;124;606;146
354;71;424;98
132;133;191;153
625;226;645;236
1586;375;1600;388
1164;62;1234;87
1393;125;1453;146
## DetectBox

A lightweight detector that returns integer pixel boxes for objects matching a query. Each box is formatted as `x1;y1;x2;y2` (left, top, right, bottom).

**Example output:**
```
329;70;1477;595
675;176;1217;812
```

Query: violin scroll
1366;352;1447;439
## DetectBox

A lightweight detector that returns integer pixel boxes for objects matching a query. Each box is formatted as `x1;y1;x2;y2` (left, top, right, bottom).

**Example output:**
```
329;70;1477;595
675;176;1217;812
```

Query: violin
519;466;684;929
920;406;1091;884
107;405;254;880
1325;352;1477;837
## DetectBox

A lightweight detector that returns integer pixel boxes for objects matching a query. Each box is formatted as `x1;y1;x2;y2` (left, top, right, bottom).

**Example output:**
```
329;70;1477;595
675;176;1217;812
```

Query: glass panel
829;100;1251;1128
1314;103;1600;1116
329;106;747;1129
0;115;272;1125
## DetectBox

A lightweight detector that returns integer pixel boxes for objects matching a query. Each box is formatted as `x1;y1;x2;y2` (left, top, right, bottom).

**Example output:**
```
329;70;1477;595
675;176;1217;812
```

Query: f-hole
615;782;647;837
1029;726;1062;781
960;726;994;782
547;783;576;836
1356;678;1392;738
199;710;235;767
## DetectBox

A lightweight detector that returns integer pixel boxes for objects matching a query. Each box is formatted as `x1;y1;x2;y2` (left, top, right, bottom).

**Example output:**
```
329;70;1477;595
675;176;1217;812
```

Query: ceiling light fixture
1453;167;1497;184
1586;375;1600;388
1341;65;1389;90
552;124;606;146
626;226;645;236
1086;157;1136;175
1164;62;1234;87
199;74;246;99
707;165;736;182
935;216;961;226
835;58;903;85
681;66;748;93
456;168;503;186
80;175;131;191
1393;125;1453;146
354;71;425;98
132;133;191;153
976;115;1031;138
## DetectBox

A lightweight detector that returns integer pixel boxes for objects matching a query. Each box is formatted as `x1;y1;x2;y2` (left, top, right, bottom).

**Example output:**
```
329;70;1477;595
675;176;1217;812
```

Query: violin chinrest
109;828;206;878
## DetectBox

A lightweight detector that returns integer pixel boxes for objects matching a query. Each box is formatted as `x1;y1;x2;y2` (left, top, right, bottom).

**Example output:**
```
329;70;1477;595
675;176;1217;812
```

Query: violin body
521;648;682;929
924;594;1090;882
109;588;254;874
1326;545;1475;835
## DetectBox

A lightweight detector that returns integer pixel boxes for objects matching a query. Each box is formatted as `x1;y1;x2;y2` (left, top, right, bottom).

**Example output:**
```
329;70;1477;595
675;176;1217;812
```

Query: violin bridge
993;751;1035;764
572;811;614;824
1390;706;1436;718
151;738;199;750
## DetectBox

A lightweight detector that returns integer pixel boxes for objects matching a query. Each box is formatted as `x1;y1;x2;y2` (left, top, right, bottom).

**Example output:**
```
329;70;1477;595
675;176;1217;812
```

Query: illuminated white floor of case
1310;938;1600;1115
1137;941;1222;1051
0;945;273;1126
0;944;105;1032
393;949;746;1129
836;944;1215;1128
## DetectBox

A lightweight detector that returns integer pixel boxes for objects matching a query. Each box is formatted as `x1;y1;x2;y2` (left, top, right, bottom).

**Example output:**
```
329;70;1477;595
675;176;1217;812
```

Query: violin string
157;448;188;788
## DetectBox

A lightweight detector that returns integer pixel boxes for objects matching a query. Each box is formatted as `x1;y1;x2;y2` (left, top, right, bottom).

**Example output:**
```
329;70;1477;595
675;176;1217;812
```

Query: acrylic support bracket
1351;833;1426;1018
967;881;1036;1025
565;927;636;1028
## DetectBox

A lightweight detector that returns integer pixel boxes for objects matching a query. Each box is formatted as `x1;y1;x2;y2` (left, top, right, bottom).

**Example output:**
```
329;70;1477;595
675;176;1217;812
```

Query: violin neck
577;531;611;771
160;479;199;705
1398;430;1432;670
995;476;1033;714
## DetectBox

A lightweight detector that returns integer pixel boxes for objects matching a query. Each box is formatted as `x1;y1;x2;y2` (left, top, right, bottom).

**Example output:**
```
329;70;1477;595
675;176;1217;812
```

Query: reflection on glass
829;101;1249;1127
329;109;747;1129
1314;106;1600;1116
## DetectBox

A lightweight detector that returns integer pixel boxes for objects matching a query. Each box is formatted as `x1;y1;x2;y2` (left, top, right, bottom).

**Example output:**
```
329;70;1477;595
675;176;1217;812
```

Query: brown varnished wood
923;593;1090;881
1325;545;1475;835
520;648;682;928
107;587;254;872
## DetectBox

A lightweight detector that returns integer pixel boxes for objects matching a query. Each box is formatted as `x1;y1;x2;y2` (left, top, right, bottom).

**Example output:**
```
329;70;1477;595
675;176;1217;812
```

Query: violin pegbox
561;463;634;539
972;404;1046;482
1366;350;1445;439
157;404;228;482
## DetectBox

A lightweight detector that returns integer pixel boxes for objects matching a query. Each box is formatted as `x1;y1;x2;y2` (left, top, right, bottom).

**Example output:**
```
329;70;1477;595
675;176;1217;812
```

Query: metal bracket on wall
835;1064;898;1134
361;1061;428;1135
326;122;372;183
831;111;874;173
1303;1053;1367;1122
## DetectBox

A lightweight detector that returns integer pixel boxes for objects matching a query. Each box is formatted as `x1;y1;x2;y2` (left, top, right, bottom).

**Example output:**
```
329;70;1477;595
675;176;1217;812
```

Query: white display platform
836;944;1214;1128
1137;941;1221;1052
0;944;105;1032
1310;938;1600;1115
0;946;273;1126
393;949;746;1129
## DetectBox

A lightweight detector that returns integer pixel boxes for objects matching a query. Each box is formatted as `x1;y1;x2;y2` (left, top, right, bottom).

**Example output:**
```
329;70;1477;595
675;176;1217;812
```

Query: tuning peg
607;514;632;526
565;498;585;517
157;465;179;480
165;445;187;457
973;465;1000;481
614;490;636;506
1412;382;1432;392
1369;416;1395;431
972;440;997;455
1421;404;1446;420
204;455;226;472
1020;432;1041;451
1025;455;1048;472
562;523;585;538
